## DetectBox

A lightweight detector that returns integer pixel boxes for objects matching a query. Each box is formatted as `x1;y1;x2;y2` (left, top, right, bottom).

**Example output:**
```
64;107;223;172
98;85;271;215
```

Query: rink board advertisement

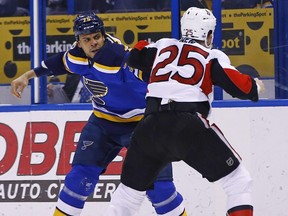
221;8;274;77
0;110;125;204
0;8;273;84
1;104;288;215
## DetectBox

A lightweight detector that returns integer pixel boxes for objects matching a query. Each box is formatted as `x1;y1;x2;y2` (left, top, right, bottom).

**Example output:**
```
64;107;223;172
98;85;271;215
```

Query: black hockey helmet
73;12;105;41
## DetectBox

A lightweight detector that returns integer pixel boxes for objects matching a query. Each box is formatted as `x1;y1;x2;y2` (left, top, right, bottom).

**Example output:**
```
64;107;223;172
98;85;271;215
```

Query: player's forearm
23;69;37;80
212;60;259;101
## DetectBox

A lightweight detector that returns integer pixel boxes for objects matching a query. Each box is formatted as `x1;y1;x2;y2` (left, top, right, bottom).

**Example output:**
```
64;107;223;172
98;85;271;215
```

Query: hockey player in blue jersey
11;12;186;216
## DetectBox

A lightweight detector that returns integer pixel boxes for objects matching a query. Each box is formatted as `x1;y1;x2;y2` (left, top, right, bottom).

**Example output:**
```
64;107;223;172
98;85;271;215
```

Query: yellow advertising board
0;9;273;84
0;13;172;84
0;17;31;84
222;8;274;77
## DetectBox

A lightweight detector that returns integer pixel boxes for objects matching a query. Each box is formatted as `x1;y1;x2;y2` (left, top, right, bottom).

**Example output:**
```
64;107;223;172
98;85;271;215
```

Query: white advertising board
0;106;287;216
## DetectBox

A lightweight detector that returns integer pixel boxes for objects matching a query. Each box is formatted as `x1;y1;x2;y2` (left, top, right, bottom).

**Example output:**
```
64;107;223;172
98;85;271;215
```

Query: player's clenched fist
254;78;265;94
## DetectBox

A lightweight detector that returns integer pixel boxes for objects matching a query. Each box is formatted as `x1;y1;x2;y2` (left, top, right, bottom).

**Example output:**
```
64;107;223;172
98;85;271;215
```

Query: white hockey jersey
127;38;259;109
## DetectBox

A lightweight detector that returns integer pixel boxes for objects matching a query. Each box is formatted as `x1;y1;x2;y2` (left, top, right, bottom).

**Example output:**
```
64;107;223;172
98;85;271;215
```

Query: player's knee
155;163;173;182
64;164;104;197
218;163;253;196
146;180;184;215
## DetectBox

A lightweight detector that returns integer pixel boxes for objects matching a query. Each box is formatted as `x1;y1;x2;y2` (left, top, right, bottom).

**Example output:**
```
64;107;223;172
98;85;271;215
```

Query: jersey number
150;44;209;85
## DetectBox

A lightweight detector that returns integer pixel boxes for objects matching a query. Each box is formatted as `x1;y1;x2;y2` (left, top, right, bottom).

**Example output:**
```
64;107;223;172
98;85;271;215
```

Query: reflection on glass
46;0;67;15
222;0;272;9
0;0;29;17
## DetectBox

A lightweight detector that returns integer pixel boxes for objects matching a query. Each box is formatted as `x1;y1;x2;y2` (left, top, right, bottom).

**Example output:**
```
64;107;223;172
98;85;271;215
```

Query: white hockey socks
217;163;253;215
103;183;146;216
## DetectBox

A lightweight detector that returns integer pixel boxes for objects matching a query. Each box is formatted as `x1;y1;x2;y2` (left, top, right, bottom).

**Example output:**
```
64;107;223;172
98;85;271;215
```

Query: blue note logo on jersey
83;77;108;105
81;140;94;150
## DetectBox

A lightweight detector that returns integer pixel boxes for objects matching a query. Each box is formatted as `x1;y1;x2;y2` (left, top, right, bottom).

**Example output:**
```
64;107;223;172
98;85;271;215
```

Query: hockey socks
53;165;103;216
146;180;185;216
103;183;146;216
227;205;253;216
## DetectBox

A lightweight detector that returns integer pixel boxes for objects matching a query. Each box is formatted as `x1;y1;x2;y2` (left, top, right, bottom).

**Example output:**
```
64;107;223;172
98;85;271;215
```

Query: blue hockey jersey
36;34;147;123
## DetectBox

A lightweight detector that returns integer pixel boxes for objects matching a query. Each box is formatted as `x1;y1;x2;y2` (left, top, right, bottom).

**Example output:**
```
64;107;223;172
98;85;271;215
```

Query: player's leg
183;114;253;216
209;122;253;216
105;181;187;216
141;113;186;216
105;111;187;216
53;114;122;216
146;164;186;216
109;113;186;216
104;138;169;216
217;164;253;216
139;113;189;216
103;182;146;216
54;165;104;216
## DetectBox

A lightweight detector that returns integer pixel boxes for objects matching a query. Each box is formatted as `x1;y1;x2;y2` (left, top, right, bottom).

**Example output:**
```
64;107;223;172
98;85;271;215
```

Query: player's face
78;31;105;58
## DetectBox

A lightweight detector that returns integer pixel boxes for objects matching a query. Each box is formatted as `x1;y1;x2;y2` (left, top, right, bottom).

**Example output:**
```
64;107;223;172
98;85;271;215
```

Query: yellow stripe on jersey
132;68;144;81
65;50;121;74
53;208;66;216
138;70;143;80
92;62;120;74
181;209;188;216
62;53;74;73
106;33;130;51
67;52;88;64
93;110;143;122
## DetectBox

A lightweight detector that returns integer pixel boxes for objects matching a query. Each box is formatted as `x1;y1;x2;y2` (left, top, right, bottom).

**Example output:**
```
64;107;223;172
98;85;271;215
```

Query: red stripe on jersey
224;68;253;94
134;40;149;51
200;61;213;97
228;209;253;216
211;123;242;161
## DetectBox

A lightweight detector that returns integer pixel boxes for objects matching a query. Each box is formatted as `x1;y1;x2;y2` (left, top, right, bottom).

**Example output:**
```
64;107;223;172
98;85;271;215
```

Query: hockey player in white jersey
104;7;264;216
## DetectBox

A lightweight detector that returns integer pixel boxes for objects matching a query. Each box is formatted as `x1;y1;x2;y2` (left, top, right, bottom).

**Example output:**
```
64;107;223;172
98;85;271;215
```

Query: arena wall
0;102;287;216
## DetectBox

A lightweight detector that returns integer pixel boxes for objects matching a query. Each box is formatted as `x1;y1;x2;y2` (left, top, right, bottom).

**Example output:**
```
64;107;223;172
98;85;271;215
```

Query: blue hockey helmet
73;12;105;41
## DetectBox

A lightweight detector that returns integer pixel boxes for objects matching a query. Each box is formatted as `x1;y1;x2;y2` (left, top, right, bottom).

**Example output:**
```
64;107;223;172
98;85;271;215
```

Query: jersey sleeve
34;52;69;77
127;40;157;74
210;49;259;102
